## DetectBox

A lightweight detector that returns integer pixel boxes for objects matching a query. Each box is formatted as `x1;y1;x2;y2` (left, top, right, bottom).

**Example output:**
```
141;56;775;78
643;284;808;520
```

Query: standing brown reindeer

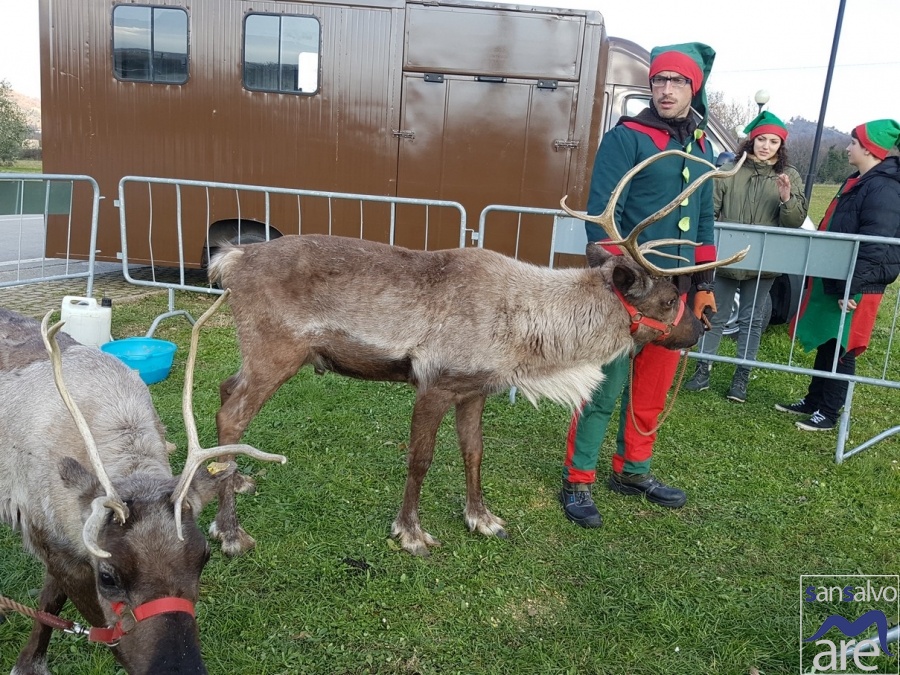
207;150;747;557
0;294;285;674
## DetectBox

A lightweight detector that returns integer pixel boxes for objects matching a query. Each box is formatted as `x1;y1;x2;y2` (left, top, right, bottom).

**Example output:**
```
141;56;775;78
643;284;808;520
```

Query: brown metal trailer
38;0;734;267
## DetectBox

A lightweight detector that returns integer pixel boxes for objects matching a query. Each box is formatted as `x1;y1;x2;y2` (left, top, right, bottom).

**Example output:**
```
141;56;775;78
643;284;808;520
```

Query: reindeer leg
391;388;454;556
13;574;67;675
456;394;507;539
213;348;304;557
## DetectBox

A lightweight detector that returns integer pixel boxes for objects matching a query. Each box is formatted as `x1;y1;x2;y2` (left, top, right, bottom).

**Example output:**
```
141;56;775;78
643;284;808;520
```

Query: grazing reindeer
0;294;285;675
208;150;747;557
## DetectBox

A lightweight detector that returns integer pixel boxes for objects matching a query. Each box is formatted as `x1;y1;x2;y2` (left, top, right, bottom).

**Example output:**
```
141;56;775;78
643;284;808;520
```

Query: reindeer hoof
465;510;507;539
209;522;256;557
390;521;441;556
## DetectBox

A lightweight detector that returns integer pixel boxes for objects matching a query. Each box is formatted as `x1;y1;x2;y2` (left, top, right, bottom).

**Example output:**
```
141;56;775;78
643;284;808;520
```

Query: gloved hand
693;290;717;330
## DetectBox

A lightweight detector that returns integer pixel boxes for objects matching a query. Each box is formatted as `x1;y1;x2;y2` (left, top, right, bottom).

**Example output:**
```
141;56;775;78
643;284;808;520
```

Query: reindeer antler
41;313;129;559
171;290;287;540
561;150;750;276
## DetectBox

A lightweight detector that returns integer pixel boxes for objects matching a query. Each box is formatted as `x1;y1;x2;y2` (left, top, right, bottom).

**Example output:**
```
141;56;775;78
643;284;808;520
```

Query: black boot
727;367;750;403
608;472;687;508
684;362;710;392
559;481;603;528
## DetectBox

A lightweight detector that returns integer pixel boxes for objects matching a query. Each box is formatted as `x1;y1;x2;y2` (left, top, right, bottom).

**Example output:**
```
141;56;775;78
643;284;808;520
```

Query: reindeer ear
585;242;612;268
610;261;640;295
59;457;102;498
180;461;239;511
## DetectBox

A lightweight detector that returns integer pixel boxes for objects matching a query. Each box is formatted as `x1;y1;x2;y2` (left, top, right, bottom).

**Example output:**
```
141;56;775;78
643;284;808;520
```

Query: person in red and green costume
560;42;720;527
777;119;900;431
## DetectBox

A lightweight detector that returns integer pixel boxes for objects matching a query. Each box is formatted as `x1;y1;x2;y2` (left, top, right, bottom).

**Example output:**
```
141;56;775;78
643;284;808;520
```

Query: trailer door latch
553;139;580;151
392;130;416;139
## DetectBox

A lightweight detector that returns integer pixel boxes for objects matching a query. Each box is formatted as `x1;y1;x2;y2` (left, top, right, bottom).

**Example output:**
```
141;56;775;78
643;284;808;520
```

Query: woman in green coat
685;111;808;402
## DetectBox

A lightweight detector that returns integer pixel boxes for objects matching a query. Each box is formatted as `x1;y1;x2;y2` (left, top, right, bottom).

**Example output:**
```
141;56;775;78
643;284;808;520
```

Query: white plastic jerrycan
60;296;113;348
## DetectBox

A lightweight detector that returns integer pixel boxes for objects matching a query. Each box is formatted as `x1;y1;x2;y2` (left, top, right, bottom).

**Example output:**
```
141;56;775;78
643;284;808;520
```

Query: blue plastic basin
101;337;177;385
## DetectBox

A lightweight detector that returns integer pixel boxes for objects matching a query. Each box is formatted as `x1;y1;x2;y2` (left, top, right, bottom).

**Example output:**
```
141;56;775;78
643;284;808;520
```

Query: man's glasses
650;76;692;89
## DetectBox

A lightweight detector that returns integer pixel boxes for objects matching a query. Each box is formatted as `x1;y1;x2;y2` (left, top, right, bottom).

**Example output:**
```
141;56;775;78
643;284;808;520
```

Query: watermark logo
801;575;899;674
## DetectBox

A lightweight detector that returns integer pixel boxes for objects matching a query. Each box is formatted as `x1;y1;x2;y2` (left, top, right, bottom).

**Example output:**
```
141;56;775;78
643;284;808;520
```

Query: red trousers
564;341;682;482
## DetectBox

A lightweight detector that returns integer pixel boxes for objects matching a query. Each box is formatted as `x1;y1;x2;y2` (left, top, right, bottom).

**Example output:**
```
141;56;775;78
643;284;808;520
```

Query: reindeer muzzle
87;597;196;645
612;287;686;342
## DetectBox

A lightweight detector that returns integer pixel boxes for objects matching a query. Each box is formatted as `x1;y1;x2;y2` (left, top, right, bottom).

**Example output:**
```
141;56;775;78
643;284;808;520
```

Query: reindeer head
585;244;702;349
564;150;750;351
41;292;286;674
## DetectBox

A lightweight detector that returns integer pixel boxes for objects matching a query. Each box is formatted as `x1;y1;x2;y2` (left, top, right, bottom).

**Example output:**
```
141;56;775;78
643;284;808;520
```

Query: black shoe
726;368;750;403
608;472;687;509
559;482;603;528
796;410;836;431
775;398;816;415
684;363;710;392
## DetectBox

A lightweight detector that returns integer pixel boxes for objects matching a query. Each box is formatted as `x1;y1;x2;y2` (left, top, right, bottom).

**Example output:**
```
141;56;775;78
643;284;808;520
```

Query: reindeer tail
207;245;243;288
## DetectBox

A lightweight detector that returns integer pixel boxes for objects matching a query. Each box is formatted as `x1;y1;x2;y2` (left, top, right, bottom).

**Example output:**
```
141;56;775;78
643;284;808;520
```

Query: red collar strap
89;597;196;644
612;287;685;341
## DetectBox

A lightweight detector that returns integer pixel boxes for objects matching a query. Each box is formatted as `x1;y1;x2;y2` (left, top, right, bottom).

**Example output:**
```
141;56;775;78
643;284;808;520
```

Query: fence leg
145;289;196;337
834;380;855;464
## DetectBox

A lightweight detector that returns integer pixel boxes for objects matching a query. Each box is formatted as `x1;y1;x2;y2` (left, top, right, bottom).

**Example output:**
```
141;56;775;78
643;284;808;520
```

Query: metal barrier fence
117;176;466;334
479;204;900;464
0;174;100;296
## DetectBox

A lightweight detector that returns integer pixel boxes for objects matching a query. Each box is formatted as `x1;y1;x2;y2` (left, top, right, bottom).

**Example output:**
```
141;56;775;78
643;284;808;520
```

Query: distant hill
784;117;852;184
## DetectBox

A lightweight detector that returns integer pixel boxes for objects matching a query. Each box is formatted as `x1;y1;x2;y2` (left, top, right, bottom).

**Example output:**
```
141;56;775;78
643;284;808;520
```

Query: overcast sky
1;0;897;133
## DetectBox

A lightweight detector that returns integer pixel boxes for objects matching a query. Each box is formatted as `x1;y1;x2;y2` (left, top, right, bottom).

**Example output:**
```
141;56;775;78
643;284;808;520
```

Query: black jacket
823;156;900;296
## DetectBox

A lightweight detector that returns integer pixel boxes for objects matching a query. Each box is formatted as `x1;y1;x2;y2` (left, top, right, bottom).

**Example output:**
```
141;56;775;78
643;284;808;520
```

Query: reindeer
0;293;285;675
207;150;748;557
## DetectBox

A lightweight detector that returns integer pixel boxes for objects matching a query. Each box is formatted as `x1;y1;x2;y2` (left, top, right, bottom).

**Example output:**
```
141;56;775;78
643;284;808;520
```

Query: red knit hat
649;42;716;128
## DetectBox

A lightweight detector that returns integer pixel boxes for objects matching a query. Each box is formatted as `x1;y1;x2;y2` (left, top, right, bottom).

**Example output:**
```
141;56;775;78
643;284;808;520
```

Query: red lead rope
0;593;195;645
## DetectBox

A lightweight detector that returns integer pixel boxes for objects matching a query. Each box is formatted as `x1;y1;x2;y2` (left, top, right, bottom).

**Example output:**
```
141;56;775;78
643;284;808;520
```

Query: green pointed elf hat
649;42;716;129
743;111;788;141
854;119;900;160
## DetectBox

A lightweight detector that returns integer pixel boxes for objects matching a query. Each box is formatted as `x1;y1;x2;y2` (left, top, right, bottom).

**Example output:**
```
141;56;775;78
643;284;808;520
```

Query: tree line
0;80;30;165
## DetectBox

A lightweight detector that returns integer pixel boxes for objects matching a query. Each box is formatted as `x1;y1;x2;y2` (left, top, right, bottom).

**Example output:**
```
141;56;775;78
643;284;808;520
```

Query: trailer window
244;14;320;94
112;5;188;84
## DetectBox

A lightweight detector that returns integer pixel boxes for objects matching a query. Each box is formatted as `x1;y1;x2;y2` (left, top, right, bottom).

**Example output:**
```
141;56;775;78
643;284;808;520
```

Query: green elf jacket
713;158;808;280
585;116;717;270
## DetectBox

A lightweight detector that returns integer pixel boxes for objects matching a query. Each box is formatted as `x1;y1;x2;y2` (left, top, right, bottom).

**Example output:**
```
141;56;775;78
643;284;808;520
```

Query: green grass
1;185;896;675
0;159;42;174
3;291;898;675
808;183;839;224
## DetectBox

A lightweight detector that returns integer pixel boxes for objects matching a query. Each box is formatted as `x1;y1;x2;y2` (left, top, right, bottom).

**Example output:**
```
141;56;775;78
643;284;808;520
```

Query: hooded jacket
821;155;900;296
713;157;808;280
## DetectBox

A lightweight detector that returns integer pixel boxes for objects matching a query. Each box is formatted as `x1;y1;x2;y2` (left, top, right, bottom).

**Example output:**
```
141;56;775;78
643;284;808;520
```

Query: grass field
0;159;42;174
1;183;897;675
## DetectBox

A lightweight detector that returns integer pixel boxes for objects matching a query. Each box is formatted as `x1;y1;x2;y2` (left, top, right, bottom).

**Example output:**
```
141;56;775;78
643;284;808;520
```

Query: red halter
612;287;686;341
88;597;196;644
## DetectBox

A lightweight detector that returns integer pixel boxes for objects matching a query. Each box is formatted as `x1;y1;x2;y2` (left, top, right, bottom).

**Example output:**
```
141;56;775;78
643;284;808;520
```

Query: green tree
0;80;28;165
816;145;853;184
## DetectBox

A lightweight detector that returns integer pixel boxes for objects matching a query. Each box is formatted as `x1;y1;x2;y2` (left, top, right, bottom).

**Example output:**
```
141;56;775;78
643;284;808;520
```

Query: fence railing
0;173;100;296
479;205;900;464
117;176;467;334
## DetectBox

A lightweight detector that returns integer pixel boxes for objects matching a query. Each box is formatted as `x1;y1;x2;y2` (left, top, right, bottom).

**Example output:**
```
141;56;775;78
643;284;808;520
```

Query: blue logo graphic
804;609;895;657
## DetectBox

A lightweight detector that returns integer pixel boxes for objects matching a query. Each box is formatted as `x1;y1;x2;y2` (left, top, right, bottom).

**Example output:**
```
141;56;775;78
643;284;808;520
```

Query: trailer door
396;74;576;258
394;4;585;259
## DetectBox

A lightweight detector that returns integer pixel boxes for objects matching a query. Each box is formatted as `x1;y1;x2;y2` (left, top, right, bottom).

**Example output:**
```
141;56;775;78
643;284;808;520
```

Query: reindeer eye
97;564;121;590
